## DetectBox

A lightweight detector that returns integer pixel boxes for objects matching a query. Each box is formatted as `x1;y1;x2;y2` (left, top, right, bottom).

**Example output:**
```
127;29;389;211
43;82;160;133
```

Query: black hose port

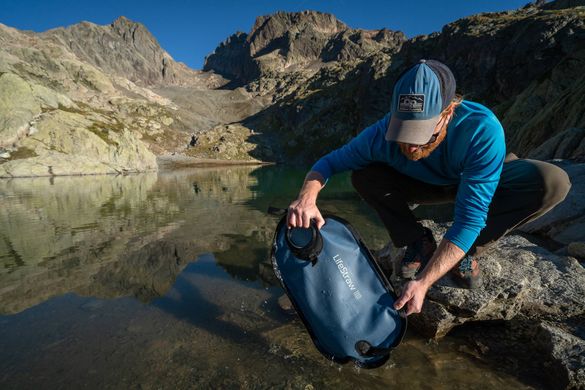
286;223;323;265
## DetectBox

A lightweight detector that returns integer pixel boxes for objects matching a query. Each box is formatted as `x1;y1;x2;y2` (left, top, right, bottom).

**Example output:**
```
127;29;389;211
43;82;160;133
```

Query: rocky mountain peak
40;16;196;86
204;10;405;83
109;16;156;48
247;11;347;56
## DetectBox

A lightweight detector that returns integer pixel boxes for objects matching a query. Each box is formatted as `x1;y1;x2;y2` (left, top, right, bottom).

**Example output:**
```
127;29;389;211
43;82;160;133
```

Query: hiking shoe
399;227;437;279
451;255;482;289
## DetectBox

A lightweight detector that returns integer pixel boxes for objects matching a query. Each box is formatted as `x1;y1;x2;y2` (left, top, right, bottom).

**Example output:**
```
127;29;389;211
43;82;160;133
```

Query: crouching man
287;59;571;316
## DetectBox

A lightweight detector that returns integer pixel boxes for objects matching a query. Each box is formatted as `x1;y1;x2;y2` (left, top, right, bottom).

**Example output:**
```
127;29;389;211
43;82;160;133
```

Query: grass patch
87;123;119;146
57;103;85;114
6;147;38;161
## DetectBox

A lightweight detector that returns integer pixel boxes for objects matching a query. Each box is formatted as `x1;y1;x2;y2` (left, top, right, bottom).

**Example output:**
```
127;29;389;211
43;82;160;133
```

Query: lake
0;166;532;389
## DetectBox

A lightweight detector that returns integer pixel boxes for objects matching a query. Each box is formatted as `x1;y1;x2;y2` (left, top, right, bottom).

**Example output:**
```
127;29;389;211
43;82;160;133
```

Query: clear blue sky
1;0;530;70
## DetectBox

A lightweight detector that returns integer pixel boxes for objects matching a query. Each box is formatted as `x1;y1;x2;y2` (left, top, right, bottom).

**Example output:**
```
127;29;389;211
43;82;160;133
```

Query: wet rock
277;294;295;315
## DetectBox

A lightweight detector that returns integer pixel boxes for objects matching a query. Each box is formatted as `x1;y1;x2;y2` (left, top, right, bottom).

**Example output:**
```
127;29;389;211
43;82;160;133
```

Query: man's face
398;111;450;161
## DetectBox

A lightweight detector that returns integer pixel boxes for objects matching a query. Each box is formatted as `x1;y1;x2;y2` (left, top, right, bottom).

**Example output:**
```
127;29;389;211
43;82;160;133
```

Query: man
287;59;571;316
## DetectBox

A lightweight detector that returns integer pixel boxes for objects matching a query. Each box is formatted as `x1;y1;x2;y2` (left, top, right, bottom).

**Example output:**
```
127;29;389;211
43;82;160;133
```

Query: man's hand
394;239;466;316
393;279;430;316
287;199;325;229
287;171;326;229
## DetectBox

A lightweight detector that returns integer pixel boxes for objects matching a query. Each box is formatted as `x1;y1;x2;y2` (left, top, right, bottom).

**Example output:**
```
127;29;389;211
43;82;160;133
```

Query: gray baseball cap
385;59;456;145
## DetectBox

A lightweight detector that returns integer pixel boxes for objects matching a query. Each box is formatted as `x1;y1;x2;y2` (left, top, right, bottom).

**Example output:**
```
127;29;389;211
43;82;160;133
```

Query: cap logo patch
398;94;425;112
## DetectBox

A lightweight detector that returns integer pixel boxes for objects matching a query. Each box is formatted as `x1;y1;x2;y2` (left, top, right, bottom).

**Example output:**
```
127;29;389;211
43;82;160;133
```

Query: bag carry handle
268;206;324;265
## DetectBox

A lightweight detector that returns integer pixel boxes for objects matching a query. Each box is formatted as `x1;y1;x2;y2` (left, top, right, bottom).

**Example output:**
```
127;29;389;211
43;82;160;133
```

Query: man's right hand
288;170;326;229
287;199;325;229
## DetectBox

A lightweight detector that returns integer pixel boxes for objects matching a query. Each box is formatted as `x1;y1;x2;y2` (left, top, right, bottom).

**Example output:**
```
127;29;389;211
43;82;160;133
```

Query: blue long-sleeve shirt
311;100;506;253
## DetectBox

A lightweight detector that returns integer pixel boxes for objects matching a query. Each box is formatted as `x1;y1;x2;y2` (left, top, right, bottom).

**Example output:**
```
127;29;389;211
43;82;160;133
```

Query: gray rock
0;110;158;178
535;321;585;389
41;16;200;87
528;128;585;161
383;222;585;338
380;221;585;388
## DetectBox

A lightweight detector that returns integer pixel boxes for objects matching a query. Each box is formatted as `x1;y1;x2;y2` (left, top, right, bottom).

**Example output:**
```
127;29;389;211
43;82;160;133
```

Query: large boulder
384;228;585;338
379;221;585;389
0;109;157;177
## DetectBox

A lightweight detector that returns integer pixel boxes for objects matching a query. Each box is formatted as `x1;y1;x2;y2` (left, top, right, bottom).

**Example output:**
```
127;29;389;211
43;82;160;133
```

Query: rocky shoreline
369;162;585;389
157;154;273;170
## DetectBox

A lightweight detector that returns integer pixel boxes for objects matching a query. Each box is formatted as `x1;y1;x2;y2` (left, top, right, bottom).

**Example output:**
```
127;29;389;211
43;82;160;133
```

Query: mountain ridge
2;1;585;174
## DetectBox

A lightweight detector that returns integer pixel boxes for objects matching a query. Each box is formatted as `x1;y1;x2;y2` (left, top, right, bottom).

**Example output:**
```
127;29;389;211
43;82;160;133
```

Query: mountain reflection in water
0;166;530;388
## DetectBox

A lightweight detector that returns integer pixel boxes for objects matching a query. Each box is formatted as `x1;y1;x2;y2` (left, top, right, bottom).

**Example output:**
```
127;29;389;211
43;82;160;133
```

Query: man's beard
399;128;447;161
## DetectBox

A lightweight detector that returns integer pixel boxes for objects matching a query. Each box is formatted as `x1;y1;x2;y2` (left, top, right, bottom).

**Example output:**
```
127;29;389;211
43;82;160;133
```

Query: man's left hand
394;279;429;316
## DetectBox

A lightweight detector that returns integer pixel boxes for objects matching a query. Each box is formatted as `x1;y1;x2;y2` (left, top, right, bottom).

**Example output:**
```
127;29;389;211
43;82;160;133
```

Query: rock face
198;1;585;164
4;1;585;173
528;128;585;161
203;11;405;83
0;16;262;176
0;73;41;147
0;109;158;177
42;16;199;87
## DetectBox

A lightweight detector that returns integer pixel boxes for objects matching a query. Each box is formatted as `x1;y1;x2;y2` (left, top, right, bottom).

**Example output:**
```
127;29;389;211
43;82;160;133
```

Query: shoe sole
451;272;483;289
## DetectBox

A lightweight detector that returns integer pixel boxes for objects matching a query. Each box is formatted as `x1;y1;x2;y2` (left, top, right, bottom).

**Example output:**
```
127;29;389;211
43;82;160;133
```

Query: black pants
351;155;572;256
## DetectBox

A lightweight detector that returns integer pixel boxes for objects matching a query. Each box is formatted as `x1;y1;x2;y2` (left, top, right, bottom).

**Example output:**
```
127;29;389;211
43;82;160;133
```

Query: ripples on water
0;166;531;388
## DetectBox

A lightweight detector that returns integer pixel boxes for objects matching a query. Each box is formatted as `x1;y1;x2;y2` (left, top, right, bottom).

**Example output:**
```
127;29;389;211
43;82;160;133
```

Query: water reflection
0;166;387;315
0;167;271;314
0;166;531;388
